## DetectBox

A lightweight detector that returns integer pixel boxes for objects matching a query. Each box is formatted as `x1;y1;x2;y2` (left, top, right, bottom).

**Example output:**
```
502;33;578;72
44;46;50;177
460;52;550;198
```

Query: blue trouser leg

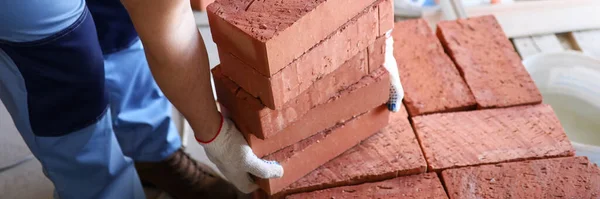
104;39;181;162
0;1;153;198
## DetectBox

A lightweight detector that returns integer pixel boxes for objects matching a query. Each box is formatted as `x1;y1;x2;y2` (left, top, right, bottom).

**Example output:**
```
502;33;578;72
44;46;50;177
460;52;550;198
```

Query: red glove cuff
195;113;224;144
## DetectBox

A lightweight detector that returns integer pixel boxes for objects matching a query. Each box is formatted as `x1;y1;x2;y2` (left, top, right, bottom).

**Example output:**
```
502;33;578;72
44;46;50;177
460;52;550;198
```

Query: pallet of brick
442;156;600;199
393;19;477;116
252;105;427;198
286;173;448;199
212;0;392;109
257;105;390;195
412;104;575;172
436;15;542;109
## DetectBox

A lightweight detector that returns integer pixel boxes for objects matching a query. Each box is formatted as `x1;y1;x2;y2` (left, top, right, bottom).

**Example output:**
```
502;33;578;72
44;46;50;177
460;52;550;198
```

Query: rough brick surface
279;105;426;195
436;15;542;108
243;68;389;156
367;36;386;74
213;60;388;142
286;173;448;199
413;104;575;171
378;0;394;35
214;50;366;139
218;1;382;109
442;157;600;199
257;106;390;195
207;0;379;77
394;19;476;116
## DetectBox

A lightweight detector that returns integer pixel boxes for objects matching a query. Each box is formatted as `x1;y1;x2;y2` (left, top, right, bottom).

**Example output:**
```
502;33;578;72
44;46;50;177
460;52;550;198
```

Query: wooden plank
513;37;539;59
513;34;563;59
423;0;600;38
450;0;467;19
531;34;563;53
467;0;600;37
570;29;600;59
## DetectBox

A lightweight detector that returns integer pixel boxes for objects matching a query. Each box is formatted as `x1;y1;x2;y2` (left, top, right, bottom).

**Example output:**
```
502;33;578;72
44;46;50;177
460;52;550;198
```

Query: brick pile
208;0;394;195
207;2;600;196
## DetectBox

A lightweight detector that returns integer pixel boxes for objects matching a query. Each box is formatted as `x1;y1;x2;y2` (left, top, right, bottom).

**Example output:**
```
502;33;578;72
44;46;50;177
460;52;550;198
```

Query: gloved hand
197;114;284;193
383;30;405;112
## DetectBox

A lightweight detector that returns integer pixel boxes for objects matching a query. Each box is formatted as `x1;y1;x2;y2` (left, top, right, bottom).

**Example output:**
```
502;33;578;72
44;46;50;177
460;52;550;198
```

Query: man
0;0;283;198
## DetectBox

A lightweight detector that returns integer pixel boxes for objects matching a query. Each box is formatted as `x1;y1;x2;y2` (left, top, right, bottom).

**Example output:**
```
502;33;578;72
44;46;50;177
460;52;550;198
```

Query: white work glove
383;30;405;112
197;114;284;193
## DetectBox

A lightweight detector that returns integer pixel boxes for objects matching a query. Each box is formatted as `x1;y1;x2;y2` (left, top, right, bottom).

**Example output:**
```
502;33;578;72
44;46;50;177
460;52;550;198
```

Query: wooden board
513;34;564;59
570;30;600;59
424;0;600;37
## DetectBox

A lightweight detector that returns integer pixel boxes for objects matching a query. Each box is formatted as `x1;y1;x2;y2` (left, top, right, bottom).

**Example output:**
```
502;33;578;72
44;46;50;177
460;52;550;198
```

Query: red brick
190;0;214;11
378;0;394;35
257;106;390;195
367;36;386;74
436;15;542;108
394;19;476;116
213;55;388;141
207;0;380;77
218;1;382;109
286;173;448;199
242;68;389;156
412;104;575;171
279;105;427;195
442;157;600;199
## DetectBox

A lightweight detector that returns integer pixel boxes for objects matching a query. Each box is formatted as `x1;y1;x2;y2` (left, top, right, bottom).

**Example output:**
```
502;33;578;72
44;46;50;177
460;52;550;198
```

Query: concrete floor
0;12;224;199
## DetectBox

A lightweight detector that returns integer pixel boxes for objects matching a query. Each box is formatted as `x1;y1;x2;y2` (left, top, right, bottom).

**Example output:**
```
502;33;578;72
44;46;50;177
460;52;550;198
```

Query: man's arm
121;0;219;141
120;0;284;193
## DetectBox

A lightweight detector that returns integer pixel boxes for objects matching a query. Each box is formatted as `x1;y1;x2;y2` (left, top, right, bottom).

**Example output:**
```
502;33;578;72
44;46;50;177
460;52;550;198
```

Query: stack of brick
207;0;395;195
247;15;599;198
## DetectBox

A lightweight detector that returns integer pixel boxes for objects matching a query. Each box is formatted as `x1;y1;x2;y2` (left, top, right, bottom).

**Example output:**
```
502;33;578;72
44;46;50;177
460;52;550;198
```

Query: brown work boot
135;149;239;199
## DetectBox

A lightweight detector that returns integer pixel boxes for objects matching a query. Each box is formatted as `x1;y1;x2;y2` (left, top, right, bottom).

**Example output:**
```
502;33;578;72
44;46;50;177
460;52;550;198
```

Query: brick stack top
207;0;387;77
208;0;395;195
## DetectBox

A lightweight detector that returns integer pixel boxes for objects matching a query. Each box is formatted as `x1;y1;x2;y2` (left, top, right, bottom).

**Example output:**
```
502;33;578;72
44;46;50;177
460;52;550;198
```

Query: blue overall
0;1;181;198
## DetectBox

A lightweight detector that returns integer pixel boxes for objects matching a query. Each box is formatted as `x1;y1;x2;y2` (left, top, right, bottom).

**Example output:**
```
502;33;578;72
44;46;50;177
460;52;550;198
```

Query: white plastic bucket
523;51;600;165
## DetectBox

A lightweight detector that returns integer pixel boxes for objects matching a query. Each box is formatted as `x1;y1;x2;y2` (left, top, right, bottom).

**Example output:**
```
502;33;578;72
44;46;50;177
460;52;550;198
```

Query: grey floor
0;12;222;199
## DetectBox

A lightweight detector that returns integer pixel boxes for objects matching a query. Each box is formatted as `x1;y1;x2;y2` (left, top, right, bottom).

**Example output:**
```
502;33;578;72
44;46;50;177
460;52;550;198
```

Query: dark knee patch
0;8;108;136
